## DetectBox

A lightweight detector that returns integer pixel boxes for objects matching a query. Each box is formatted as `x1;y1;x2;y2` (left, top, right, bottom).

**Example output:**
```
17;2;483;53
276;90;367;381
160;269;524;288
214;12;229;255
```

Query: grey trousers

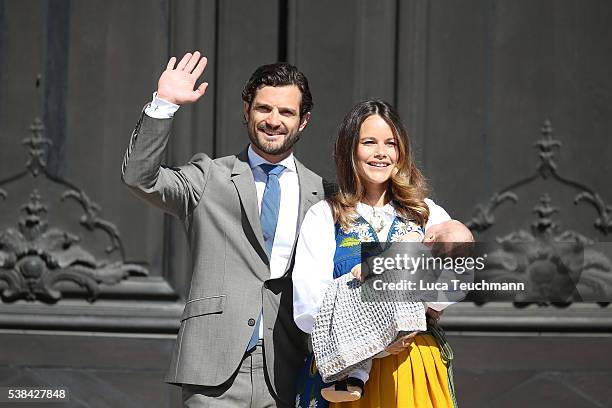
182;342;284;408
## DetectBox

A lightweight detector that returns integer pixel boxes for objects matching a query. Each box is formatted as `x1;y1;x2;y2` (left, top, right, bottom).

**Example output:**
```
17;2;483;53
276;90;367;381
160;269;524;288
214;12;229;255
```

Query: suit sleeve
121;108;212;220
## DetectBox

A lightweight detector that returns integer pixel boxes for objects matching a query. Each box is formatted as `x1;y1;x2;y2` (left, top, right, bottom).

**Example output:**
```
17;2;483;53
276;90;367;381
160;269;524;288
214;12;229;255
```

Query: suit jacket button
248;318;256;326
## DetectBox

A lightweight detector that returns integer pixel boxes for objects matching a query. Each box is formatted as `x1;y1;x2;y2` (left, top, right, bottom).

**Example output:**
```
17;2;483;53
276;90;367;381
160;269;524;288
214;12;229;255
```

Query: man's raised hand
157;51;209;105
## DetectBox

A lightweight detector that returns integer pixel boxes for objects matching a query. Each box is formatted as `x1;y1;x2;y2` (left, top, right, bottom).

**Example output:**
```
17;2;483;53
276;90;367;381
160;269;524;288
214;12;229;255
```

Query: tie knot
260;163;285;177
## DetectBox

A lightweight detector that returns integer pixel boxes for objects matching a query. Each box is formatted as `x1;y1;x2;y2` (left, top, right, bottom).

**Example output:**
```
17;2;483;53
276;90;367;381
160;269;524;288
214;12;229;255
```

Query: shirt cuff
144;92;180;119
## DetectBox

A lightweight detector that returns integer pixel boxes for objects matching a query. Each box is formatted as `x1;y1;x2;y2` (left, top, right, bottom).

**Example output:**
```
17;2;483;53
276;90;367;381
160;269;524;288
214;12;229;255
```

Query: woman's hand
385;308;442;354
385;331;418;354
426;307;442;322
399;231;423;243
351;264;362;281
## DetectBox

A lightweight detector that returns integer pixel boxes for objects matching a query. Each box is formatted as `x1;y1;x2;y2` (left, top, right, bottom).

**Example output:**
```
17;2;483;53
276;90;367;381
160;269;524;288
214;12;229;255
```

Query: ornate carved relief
468;120;612;235
467;120;612;306
0;118;148;303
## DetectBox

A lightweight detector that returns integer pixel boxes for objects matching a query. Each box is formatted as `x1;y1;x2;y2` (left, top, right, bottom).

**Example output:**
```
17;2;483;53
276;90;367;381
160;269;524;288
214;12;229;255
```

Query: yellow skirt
331;333;454;408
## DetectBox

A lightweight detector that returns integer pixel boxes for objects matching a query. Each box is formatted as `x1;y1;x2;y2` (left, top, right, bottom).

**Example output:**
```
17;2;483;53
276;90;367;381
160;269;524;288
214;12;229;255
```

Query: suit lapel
231;149;267;263
282;158;322;275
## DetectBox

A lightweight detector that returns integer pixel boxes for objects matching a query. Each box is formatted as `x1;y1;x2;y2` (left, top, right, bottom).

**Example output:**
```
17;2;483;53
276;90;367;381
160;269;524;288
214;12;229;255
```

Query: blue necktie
246;163;285;351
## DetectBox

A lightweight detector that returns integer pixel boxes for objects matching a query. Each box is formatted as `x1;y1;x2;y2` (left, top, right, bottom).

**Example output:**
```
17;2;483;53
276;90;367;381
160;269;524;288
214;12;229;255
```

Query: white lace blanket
311;272;426;382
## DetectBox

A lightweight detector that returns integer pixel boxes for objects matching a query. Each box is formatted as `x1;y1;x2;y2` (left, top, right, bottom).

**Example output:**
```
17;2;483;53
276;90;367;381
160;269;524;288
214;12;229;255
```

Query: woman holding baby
293;99;469;408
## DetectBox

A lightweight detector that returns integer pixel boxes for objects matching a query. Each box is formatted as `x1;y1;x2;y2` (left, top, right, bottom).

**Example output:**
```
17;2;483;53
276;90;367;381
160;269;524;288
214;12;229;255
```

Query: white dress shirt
293;199;452;334
247;146;300;279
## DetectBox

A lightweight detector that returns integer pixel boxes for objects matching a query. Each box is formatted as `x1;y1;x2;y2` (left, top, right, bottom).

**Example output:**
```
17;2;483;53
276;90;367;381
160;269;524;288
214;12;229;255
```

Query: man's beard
248;124;301;156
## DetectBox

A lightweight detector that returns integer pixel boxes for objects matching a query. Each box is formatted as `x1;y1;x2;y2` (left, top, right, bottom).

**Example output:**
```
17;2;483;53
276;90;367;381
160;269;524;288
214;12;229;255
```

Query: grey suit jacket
121;111;327;405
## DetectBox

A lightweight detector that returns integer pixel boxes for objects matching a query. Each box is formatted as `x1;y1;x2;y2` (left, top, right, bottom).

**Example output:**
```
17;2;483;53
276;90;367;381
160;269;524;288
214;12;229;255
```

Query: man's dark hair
242;62;313;119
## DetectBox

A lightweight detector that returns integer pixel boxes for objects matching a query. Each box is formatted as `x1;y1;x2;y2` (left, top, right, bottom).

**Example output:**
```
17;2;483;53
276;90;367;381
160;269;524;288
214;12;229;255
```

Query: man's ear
298;112;312;132
243;101;250;123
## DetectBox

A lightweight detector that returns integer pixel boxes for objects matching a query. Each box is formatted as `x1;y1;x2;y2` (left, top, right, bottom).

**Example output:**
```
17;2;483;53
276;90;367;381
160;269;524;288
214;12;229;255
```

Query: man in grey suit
122;51;471;407
122;51;325;407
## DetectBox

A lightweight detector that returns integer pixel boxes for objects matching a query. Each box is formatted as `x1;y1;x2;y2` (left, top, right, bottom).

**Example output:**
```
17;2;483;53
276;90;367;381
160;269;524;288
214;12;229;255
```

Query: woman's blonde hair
328;99;430;230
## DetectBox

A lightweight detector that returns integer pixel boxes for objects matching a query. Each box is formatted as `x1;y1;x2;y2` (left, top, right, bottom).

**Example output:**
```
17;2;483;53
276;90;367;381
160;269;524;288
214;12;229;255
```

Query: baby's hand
351;264;362;281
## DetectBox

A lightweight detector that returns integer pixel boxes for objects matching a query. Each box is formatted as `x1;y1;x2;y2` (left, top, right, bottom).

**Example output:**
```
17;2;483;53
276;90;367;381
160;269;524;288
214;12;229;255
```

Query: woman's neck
362;186;388;208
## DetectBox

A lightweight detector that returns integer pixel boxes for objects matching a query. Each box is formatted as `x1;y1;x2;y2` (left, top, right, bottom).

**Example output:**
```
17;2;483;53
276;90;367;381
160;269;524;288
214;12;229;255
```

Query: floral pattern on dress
389;220;425;242
340;221;375;243
339;217;425;245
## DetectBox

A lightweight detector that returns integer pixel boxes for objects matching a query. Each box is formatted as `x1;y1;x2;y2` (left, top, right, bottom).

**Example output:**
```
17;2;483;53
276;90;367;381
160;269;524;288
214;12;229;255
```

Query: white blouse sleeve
423;198;454;312
292;201;336;334
424;198;451;230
